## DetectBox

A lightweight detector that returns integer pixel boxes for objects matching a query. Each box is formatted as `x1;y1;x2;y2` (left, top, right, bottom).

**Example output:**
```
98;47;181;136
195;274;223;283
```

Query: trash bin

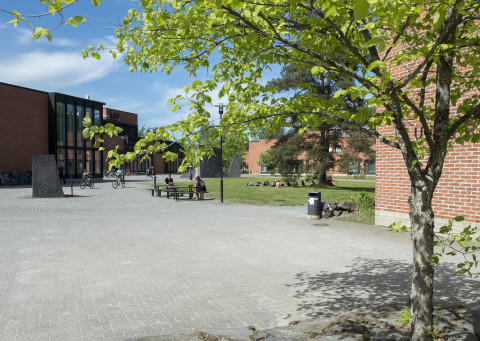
308;192;322;219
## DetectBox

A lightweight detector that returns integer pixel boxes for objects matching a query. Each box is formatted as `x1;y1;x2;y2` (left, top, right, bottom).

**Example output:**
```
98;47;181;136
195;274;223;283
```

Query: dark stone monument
194;149;241;178
196;147;223;178
32;155;64;198
225;154;241;178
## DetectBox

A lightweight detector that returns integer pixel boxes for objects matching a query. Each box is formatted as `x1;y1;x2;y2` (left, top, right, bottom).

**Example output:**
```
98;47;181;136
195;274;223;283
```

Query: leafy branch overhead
4;1;480;339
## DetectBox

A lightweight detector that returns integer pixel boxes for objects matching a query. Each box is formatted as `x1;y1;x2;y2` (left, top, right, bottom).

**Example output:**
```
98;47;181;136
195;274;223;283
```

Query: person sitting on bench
164;174;174;186
195;176;206;199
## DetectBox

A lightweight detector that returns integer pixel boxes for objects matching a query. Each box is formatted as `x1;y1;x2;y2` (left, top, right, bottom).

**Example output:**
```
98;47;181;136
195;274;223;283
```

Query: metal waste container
308;192;322;219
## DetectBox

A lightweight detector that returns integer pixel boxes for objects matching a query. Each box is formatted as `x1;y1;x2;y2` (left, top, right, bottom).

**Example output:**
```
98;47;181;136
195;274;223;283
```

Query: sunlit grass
173;176;375;206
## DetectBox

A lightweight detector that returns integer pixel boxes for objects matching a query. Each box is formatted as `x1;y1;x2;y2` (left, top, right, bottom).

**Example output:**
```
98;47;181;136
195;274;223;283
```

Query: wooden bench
195;191;209;200
148;188;163;197
164;188;185;200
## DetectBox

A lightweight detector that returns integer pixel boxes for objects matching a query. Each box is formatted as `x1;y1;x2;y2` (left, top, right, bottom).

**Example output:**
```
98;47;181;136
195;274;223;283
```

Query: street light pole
215;103;224;203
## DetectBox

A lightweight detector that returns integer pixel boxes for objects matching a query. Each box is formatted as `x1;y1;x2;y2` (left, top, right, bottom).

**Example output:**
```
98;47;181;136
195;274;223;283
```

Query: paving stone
368;328;409;341
0;176;478;341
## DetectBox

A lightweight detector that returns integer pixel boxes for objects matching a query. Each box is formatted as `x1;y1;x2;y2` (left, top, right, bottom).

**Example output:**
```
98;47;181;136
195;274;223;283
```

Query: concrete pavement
0;175;478;340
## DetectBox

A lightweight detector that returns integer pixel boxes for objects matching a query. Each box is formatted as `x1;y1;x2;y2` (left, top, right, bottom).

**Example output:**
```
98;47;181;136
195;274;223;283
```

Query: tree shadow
284;257;480;320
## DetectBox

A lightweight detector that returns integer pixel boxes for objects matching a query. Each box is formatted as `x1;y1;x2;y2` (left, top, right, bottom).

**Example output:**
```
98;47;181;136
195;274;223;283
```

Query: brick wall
244;139;277;173
0;83;49;172
375;39;480;226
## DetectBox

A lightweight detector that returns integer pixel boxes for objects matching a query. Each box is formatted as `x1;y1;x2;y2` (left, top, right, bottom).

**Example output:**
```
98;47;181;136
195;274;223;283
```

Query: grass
174;176;375;207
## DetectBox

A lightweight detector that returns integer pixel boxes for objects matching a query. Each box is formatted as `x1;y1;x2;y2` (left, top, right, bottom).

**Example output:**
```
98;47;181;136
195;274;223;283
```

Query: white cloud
0;49;119;91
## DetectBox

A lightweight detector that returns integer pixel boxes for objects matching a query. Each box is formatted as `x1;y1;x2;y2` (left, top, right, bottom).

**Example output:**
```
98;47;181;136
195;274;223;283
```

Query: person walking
58;166;66;184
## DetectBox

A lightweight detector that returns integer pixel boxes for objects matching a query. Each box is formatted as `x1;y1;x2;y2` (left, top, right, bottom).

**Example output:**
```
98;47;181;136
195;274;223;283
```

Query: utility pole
215;103;224;203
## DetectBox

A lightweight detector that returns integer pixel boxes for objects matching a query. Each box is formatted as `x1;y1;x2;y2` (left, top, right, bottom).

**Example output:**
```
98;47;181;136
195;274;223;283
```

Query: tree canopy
5;0;480;340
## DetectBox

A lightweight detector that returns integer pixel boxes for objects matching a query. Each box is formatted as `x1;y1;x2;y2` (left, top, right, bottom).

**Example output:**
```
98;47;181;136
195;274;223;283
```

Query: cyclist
82;169;91;186
116;168;123;187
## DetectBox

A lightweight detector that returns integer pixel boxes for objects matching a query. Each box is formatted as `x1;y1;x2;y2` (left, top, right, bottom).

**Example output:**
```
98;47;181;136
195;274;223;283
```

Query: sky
0;0;280;130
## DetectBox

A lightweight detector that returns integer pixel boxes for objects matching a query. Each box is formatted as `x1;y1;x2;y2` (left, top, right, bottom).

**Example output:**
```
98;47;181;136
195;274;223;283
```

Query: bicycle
80;177;94;189
112;176;125;189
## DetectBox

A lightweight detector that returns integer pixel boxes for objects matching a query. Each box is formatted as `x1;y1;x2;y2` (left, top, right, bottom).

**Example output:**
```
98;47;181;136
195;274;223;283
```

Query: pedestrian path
0;177;478;341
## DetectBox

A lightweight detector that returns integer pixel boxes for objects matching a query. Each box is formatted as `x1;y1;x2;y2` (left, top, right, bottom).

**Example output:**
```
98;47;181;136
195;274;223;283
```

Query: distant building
0;82;183;177
244;136;375;175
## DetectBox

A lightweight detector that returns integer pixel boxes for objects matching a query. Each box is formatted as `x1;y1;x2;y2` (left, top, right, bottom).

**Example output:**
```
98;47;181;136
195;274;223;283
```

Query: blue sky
0;1;279;130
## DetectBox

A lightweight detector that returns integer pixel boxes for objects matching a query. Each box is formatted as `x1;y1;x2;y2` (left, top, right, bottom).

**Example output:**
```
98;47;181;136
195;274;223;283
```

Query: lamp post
215;103;224;203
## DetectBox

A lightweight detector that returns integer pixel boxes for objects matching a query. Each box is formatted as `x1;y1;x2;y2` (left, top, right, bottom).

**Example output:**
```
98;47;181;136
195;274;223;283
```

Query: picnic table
148;184;209;201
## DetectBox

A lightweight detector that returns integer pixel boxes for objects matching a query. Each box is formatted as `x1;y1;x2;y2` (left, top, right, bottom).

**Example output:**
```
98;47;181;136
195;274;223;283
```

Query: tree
6;1;480;339
337;132;376;177
218;133;247;171
258;137;304;183
266;63;362;184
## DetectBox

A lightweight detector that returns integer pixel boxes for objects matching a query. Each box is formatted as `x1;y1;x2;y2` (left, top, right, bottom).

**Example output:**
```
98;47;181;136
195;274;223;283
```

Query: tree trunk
318;170;327;185
409;183;435;341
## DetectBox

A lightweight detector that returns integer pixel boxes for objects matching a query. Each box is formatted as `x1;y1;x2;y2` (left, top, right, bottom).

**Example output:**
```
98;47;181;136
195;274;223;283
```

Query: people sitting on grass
245;181;263;186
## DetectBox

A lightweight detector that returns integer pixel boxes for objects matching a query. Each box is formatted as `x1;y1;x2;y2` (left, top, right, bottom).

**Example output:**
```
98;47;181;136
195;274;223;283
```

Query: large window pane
77;149;84;175
85;107;92;147
67;104;75;146
94;109;101;126
67;149;75;177
76;105;84;145
57;148;65;168
95;150;101;175
56;101;65;146
86;150;93;174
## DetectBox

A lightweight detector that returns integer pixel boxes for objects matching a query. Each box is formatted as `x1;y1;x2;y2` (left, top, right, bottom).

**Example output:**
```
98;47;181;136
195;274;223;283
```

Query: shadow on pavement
285;257;480;320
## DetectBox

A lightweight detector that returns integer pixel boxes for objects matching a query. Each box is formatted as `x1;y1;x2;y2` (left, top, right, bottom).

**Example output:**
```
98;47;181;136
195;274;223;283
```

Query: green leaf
82;128;91;139
32;27;46;40
454;216;465;222
429;254;440;264
73;16;86;23
353;0;370;21
325;6;335;18
365;37;382;47
366;60;386;73
82;116;92;128
65;17;78;27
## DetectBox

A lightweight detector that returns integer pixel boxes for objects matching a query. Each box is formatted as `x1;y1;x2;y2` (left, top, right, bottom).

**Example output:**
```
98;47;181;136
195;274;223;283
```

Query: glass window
94;109;101;126
76;105;84;145
56;101;65;146
86;150;94;173
365;160;376;174
56;148;65;168
95;150;102;175
67;149;75;177
67;104;75;146
85;107;92;147
77;149;84;175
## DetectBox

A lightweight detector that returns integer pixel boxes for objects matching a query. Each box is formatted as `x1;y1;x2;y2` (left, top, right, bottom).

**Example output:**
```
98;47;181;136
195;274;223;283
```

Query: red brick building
374;42;480;226
0;82;182;178
245;136;375;175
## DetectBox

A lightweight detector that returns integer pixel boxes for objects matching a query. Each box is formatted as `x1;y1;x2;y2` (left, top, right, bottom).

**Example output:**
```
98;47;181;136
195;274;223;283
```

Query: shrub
356;191;375;214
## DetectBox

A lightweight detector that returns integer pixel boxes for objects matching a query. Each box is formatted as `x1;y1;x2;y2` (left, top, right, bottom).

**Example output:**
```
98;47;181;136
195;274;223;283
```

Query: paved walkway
0;176;478;341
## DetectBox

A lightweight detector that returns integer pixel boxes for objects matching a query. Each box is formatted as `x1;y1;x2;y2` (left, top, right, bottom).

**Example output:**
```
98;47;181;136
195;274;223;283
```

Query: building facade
0;82;183;177
374;31;480;226
245;137;375;175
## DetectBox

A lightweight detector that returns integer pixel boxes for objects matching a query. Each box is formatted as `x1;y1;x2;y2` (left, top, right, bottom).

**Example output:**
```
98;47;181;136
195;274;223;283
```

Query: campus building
245;137;376;175
0;82;183;177
375;39;480;226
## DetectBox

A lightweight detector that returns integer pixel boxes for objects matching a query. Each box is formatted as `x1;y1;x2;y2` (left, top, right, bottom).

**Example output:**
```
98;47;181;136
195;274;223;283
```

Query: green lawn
174;176;375;206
